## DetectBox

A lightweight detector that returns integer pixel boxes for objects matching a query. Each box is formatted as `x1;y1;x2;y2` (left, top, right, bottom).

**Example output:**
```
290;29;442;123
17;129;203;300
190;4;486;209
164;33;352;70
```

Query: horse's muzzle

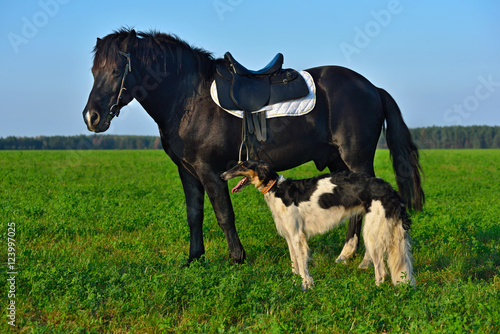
85;109;108;133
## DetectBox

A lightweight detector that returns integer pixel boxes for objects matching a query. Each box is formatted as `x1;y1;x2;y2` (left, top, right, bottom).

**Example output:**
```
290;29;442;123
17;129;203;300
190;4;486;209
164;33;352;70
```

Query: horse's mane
92;28;216;79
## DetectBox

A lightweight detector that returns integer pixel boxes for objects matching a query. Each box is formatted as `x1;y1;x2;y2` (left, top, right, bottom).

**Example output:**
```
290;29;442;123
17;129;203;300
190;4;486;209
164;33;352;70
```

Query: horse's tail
378;88;424;211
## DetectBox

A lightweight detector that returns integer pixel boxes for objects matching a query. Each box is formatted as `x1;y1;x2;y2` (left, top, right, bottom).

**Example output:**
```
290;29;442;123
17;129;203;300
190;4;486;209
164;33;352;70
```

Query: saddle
215;52;309;112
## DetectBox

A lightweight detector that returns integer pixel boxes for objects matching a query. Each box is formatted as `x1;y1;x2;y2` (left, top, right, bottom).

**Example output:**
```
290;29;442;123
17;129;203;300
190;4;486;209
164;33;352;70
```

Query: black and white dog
221;160;415;289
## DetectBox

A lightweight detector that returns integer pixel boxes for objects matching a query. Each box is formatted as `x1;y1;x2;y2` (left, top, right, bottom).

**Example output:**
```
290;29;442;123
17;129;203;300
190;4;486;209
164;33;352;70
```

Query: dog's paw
336;236;358;264
358;257;372;269
335;255;348;265
301;277;314;290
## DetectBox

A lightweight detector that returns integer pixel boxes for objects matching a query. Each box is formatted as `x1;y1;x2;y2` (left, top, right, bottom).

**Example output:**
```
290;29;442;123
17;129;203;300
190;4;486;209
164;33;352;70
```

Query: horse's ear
121;29;136;53
96;37;102;48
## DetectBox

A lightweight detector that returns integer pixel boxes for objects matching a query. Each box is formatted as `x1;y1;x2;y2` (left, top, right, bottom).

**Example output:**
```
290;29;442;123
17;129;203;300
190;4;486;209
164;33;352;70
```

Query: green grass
1;149;499;333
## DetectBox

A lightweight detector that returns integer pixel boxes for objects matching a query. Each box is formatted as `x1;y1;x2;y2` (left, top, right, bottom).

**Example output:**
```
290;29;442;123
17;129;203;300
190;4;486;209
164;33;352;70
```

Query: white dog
221;160;415;290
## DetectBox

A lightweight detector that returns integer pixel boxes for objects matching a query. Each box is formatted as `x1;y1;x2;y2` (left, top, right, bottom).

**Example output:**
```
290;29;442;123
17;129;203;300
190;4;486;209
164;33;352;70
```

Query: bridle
107;51;132;123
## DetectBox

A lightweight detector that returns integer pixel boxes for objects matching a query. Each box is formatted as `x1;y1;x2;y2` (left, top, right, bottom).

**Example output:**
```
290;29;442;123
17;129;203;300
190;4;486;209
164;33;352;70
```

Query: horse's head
83;30;138;132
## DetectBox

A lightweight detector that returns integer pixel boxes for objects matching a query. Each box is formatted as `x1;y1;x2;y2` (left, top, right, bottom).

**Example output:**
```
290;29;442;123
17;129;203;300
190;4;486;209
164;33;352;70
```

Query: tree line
377;125;500;149
0;135;162;150
1;126;499;150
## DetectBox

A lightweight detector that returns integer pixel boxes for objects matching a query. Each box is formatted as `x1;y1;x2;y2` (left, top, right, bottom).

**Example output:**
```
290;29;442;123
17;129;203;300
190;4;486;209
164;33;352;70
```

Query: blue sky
1;0;499;137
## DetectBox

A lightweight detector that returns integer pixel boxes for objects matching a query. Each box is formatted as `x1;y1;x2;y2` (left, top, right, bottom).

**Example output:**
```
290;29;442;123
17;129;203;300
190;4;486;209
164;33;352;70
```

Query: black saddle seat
225;52;284;76
215;51;309;112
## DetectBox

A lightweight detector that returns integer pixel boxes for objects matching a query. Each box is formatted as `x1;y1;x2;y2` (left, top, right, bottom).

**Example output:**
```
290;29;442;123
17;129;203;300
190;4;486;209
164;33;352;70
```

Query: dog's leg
358;248;372;269
363;206;387;285
364;236;386;285
371;246;386;286
336;234;358;264
284;236;299;275
275;213;300;276
293;232;314;290
336;214;371;266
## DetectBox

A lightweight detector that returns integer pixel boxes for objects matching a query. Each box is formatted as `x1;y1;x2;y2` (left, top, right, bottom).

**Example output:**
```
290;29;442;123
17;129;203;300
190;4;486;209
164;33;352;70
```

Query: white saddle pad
210;70;316;118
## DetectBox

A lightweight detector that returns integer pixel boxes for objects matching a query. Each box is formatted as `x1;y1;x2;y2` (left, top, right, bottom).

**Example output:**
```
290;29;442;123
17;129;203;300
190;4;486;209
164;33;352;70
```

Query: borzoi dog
221;160;415;290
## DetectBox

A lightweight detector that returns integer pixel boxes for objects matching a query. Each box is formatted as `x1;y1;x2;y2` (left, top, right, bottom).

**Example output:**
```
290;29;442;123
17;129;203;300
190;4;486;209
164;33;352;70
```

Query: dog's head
221;160;279;194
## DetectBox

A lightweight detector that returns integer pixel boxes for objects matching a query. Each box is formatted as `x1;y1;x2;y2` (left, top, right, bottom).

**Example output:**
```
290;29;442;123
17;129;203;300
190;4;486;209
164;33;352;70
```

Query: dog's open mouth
231;177;250;193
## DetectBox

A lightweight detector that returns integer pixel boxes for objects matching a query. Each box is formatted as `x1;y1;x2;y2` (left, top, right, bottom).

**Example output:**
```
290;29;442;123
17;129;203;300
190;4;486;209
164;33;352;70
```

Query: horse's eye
112;68;122;77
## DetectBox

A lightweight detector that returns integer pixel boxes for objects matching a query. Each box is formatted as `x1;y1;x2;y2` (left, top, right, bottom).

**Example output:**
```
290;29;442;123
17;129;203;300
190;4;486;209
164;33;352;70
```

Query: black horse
82;29;423;265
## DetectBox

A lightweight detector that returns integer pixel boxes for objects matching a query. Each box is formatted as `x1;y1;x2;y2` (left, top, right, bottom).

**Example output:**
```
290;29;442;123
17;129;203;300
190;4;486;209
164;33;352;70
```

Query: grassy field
1;149;499;333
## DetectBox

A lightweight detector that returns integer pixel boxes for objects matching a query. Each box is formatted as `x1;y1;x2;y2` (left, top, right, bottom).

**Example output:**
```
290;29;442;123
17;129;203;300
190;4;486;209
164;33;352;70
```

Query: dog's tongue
232;177;247;193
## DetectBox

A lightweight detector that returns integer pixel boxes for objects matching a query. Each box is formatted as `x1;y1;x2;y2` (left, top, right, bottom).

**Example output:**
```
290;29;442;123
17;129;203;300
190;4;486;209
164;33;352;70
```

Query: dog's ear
256;162;278;184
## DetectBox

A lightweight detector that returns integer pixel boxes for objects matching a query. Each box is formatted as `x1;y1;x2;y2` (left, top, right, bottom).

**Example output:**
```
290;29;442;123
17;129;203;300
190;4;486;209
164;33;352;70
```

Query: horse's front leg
179;167;205;263
202;172;246;263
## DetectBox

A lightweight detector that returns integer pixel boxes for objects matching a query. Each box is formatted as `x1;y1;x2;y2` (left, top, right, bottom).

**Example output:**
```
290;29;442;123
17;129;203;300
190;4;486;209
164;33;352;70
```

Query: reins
107;51;132;123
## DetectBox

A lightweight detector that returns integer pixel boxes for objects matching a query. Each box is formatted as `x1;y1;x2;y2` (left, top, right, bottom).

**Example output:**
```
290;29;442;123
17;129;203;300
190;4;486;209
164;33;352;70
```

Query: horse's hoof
182;255;205;268
230;249;246;264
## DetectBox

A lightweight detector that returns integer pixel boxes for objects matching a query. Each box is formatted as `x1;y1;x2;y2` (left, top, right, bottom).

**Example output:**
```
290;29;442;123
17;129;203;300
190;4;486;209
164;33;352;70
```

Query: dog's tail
387;212;415;286
364;198;415;286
